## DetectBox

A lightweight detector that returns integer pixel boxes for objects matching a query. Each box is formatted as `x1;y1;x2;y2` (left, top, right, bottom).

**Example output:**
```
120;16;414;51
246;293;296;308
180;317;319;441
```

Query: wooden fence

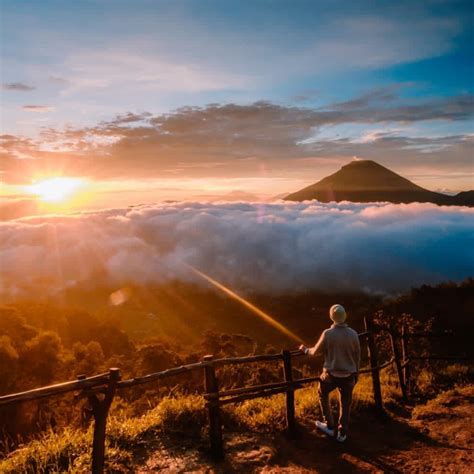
0;316;470;473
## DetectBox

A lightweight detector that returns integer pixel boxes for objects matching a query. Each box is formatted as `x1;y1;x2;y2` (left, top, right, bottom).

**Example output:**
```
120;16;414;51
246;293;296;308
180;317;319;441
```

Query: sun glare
27;177;85;203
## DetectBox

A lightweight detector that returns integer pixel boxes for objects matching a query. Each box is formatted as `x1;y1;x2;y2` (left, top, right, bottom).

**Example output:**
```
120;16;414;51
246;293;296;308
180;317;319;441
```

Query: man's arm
300;331;326;356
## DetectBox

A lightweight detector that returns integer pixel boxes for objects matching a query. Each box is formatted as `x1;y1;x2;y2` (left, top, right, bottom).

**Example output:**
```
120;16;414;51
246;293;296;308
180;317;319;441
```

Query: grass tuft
412;385;473;421
0;427;89;474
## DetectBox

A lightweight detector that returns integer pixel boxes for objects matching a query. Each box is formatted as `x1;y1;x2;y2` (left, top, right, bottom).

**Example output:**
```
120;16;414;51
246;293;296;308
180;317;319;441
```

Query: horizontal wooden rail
0;372;111;406
205;376;321;400
211;353;283;367
218;386;290;406
117;361;206;388
217;376;323;407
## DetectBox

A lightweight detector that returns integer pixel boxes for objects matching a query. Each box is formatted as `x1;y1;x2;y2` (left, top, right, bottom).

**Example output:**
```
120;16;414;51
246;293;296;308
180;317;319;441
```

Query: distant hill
450;190;474;207
285;160;473;206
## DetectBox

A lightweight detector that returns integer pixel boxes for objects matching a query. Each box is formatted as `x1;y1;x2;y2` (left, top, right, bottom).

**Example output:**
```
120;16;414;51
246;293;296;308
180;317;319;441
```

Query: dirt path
135;386;473;473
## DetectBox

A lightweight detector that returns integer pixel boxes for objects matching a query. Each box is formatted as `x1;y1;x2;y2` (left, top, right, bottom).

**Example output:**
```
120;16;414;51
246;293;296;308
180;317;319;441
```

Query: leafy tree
95;323;133;357
0;307;37;347
20;332;63;385
0;336;19;394
72;341;105;375
138;344;182;374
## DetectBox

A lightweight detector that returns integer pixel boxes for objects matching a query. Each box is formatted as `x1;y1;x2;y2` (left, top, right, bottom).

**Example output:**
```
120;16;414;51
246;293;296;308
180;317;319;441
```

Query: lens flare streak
188;265;303;343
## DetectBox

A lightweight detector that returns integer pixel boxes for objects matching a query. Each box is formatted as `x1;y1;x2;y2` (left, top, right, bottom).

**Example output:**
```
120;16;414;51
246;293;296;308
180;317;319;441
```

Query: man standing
299;304;360;442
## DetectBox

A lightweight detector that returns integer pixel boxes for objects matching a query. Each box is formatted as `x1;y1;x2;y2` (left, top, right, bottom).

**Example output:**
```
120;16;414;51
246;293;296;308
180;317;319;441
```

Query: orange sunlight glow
188;265;304;344
26;177;85;203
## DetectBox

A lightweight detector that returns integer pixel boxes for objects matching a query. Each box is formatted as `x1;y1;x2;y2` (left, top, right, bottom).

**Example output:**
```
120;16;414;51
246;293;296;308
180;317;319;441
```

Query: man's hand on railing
299;344;309;355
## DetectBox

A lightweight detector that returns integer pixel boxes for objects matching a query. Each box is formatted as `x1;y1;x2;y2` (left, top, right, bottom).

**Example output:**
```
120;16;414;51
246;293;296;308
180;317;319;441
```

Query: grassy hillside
0;279;472;471
0;372;391;473
1;365;471;473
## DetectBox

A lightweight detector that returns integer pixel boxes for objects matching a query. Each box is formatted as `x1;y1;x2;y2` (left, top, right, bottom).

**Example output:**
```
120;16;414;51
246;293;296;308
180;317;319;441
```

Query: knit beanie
329;304;347;324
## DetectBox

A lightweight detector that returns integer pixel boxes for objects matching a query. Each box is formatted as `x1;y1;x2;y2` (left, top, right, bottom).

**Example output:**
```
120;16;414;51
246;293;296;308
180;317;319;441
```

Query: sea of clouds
1;201;473;297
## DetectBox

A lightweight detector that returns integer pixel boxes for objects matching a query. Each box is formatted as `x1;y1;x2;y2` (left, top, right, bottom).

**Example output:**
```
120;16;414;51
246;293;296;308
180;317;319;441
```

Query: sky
1;0;473;212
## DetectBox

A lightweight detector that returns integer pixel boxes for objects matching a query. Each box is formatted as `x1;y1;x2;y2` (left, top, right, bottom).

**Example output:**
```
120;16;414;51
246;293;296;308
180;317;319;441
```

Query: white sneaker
337;432;347;443
315;420;335;437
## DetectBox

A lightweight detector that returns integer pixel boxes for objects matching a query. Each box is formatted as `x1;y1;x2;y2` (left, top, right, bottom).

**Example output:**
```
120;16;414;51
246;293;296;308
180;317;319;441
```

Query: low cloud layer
1;201;472;297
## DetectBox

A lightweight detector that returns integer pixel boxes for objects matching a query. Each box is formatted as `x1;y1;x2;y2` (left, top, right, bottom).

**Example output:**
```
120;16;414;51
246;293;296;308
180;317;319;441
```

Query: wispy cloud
48;75;70;86
2;82;35;91
60;50;251;95
329;85;402;110
293;14;460;73
22;105;54;113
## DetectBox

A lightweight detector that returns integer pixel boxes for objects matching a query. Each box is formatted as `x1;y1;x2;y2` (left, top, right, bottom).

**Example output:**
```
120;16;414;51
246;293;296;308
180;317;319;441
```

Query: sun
27;177;85;203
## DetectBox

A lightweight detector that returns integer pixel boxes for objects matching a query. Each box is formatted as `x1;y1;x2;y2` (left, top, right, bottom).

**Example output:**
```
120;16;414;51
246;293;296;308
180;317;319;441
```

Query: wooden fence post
389;326;408;401
203;355;224;460
363;316;384;414
89;368;120;474
77;374;92;427
401;324;410;395
282;350;296;435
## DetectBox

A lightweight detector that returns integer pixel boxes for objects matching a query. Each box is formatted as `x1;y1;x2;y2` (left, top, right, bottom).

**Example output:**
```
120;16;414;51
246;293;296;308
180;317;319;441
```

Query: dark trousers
318;371;356;434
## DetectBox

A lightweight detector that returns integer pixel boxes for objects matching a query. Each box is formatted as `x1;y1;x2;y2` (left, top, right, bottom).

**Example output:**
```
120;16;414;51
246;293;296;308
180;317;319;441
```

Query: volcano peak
285;160;472;206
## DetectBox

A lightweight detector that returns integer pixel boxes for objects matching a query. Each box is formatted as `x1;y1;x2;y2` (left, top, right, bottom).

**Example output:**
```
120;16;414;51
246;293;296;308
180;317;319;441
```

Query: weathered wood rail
0;316;470;473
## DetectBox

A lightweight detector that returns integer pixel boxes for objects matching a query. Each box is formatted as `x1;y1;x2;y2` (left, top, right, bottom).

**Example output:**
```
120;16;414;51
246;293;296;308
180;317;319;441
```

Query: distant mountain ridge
285;160;474;206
